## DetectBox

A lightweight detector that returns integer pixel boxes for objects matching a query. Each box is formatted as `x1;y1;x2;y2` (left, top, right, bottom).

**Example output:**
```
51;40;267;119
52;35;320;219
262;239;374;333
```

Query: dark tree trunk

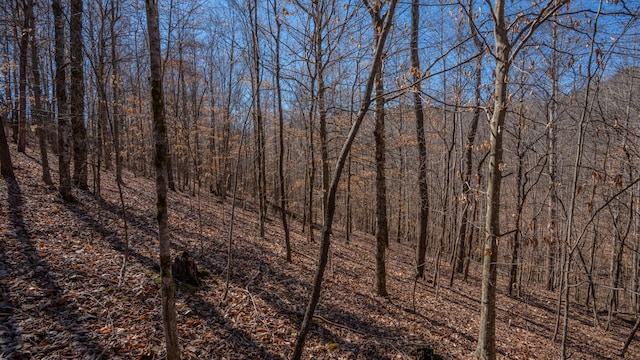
411;0;429;279
145;0;180;358
2;47;15;146
509;146;524;297
111;1;122;183
91;7;106;200
272;0;291;262
621;316;640;357
53;0;73;202
0;113;15;179
17;0;32;153
370;0;388;298
29;0;52;185
70;0;87;190
250;0;266;237
316;7;329;213
546;16;559;292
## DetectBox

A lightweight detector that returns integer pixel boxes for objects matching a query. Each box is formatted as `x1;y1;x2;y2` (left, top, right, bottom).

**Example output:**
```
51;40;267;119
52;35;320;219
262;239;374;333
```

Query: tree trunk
30;1;52;185
273;0;291;262
370;0;388;297
456;0;482;274
315;4;329;213
1;46;15;146
111;1;122;184
475;0;509;358
53;0;73;202
546;16;559;291
144;0;180;358
634;192;640;315
0;113;15;179
70;0;87;190
17;0;31;153
215;32;234;200
509;138;524;297
91;7;106;200
621;316;640;357
411;0;429;280
250;0;267;238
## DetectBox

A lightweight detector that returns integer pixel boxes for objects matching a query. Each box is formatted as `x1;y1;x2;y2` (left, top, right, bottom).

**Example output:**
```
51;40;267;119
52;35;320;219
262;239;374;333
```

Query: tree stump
173;251;200;287
415;345;442;360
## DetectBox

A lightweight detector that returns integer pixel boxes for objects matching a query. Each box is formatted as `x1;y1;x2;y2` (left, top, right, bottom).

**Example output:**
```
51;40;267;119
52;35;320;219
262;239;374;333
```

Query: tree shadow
0;219;21;358
195;239;410;359
1;177;109;358
62;197;159;271
181;293;285;359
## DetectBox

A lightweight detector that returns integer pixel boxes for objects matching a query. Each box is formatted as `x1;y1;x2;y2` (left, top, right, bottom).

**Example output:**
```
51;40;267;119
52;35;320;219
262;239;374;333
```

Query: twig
244;265;269;330
291;248;315;262
116;180;129;288
222;111;250;302
312;315;368;335
412;276;418;313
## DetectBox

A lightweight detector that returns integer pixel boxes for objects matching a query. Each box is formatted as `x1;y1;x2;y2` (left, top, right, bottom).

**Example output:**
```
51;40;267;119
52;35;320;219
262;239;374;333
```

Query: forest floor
1;146;639;360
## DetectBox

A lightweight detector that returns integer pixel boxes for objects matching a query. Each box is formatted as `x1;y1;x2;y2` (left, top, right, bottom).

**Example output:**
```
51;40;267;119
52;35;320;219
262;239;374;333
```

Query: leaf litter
0;146;638;359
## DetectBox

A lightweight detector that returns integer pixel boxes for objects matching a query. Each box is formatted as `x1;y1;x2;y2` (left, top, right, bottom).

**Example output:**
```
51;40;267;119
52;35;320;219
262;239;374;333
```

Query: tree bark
546;15;559;292
53;0;73;202
475;1;509;358
30;0;52;185
369;0;388;298
145;0;180;358
272;0;291;262
70;0;88;189
111;0;122;184
621;316;640;357
314;1;330;213
411;0;429;280
0;113;15;179
17;0;31;153
1;44;15;146
91;7;107;199
250;0;267;238
509;116;524;297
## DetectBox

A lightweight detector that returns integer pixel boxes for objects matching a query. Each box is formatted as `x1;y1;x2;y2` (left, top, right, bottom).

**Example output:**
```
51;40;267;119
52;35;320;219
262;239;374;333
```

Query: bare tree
474;1;568;358
144;0;180;358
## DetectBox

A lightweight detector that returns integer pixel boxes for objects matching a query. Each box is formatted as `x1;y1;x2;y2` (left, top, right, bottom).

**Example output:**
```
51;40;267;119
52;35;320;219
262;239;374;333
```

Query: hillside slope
1;146;637;359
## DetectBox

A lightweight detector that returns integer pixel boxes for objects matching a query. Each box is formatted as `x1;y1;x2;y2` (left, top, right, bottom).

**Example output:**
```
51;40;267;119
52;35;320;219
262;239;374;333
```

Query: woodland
1;0;640;359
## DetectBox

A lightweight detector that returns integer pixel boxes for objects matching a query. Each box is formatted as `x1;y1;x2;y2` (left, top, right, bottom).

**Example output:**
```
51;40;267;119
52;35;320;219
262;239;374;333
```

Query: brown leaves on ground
0;147;638;359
